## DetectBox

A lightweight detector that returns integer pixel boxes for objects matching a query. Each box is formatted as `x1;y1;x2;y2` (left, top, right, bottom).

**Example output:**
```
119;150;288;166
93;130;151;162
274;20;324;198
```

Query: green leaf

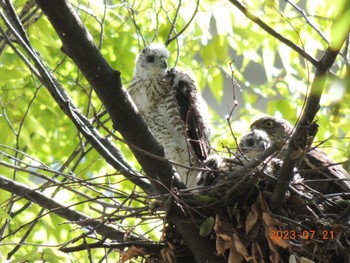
199;216;215;237
193;194;218;203
11;249;42;262
208;68;224;103
42;248;74;262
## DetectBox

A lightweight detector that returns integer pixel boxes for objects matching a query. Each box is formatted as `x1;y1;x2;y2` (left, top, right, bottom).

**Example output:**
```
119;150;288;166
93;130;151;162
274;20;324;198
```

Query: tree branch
270;3;350;209
227;0;318;67
285;0;329;44
0;23;151;192
165;0;200;46
60;241;164;253
27;0;222;261
0;4;152;193
0;174;139;242
270;47;342;213
33;0;182;194
227;0;349;213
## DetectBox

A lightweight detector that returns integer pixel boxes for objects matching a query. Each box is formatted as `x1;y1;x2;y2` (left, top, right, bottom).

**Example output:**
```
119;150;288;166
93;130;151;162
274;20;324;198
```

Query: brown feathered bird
250;116;350;196
197;130;276;187
237;129;271;160
128;44;210;188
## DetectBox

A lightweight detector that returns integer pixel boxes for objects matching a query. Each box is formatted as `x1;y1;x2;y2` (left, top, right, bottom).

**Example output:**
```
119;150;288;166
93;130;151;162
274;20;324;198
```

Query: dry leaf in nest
214;214;232;241
121;246;145;262
289;255;315;263
246;202;259;234
228;244;244;263
262;211;289;249
251;242;265;263
160;243;175;263
256;195;287;262
214;215;254;262
214;215;232;255
259;194;288;249
233;233;254;262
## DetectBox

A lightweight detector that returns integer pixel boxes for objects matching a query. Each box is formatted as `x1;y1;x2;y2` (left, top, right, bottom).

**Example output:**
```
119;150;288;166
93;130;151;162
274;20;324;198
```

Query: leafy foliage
0;0;349;262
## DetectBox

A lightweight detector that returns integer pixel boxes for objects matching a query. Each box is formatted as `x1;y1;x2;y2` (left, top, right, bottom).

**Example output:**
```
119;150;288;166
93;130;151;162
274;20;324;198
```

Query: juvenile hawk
237;130;271;161
250;116;350;195
197;130;275;187
128;44;210;188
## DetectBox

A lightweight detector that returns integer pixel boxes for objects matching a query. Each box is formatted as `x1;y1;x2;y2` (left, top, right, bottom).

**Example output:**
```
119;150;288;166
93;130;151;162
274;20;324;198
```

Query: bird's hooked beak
261;141;270;150
160;58;167;69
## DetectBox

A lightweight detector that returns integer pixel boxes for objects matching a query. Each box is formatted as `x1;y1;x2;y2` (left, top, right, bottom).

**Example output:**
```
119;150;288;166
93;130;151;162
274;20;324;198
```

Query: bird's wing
168;68;210;161
300;148;350;194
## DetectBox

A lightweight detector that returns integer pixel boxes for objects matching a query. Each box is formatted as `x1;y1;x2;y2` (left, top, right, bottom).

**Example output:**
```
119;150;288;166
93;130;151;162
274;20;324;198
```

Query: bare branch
125;1;146;47
226;0;349;214
32;0;183;194
270;47;344;213
60;240;164;253
28;1;226;261
227;0;318;67
0;0;36;54
165;0;200;46
165;0;182;45
0;7;152;193
285;0;329;44
0;174;140;242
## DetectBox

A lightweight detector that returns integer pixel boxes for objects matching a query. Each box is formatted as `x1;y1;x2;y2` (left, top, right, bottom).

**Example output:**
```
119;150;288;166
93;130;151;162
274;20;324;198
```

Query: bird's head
250;116;293;144
134;43;170;78
239;130;271;158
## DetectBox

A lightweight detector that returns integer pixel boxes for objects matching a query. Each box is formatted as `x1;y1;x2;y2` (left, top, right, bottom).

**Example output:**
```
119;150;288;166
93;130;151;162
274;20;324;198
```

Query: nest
179;163;350;263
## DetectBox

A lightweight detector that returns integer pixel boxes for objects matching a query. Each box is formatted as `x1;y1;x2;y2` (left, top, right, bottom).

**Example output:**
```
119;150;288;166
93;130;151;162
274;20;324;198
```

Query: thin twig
0;174;140;242
270;47;344;213
285;0;329;44
0;7;152;192
165;0;182;45
165;0;200;46
227;0;318;67
125;1;146;47
226;61;241;154
60;240;164;253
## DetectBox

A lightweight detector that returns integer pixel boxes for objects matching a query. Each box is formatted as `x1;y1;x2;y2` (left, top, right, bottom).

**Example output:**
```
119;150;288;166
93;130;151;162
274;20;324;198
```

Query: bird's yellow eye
264;120;273;128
